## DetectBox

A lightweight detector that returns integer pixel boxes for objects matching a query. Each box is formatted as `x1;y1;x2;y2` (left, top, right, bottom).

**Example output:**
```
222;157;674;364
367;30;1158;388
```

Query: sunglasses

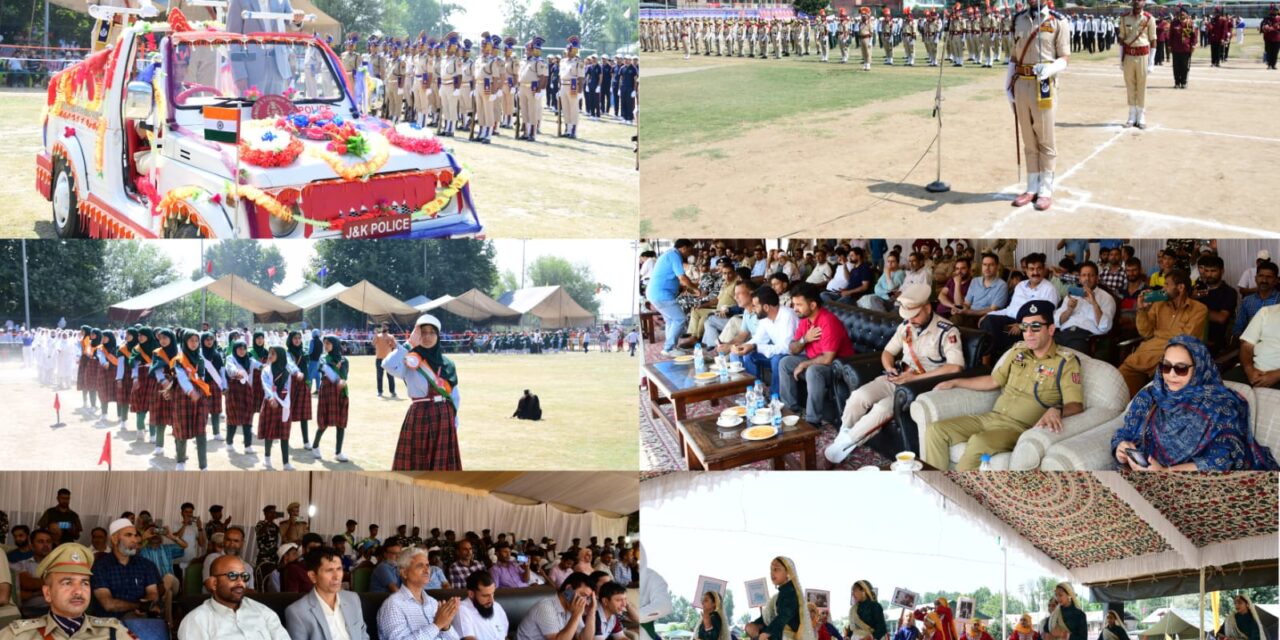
1159;361;1194;376
1018;322;1049;332
215;571;252;582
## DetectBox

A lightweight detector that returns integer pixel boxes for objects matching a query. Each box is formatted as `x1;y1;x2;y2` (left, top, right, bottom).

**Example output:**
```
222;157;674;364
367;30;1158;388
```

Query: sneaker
336;453;350;462
263;456;273;469
303;443;313;450
377;392;383;397
175;462;185;471
390;393;398;399
283;463;296;471
314;449;323;460
245;445;257;455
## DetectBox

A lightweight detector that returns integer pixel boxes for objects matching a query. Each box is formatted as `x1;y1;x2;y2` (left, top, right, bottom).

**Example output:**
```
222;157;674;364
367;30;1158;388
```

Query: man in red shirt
778;283;856;426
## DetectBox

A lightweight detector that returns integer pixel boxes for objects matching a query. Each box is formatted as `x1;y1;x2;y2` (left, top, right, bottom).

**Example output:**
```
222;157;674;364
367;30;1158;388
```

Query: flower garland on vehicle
385;122;444;156
306;126;390;182
239;119;304;168
234;167;471;230
156;185;219;237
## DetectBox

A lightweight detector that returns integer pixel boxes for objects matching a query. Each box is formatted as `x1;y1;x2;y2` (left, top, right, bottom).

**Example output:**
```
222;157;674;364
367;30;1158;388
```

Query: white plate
750;414;772;426
890;460;924;472
742;426;780;441
716;416;744;428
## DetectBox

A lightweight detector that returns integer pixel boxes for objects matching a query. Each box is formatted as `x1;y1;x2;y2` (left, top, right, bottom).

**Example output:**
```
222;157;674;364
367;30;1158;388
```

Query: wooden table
639;311;659;344
643;359;755;449
876;459;940;471
677;410;820;470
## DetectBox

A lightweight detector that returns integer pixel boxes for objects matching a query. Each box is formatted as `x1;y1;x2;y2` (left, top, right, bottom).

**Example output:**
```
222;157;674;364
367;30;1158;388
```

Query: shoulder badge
936;320;954;331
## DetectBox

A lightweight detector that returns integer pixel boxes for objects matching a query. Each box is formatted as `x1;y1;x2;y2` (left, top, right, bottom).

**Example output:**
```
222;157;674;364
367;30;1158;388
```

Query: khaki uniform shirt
0;615;137;640
990;342;1084;427
884;315;965;374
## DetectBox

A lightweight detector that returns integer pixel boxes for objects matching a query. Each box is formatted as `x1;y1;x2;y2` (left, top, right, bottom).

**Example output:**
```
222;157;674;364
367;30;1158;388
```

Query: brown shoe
1034;195;1053;211
1012;192;1036;207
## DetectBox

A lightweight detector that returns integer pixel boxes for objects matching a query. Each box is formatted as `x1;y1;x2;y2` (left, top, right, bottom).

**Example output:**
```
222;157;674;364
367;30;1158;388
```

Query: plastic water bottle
693;343;705;373
979;454;992;471
770;393;783;427
744;386;757;413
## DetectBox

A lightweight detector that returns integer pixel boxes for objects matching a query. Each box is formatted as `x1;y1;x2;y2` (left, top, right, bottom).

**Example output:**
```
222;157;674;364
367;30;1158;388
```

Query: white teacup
896;451;917;464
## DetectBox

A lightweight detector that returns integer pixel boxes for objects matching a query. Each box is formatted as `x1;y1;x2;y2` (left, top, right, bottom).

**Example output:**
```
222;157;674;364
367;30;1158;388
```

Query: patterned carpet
639;336;889;471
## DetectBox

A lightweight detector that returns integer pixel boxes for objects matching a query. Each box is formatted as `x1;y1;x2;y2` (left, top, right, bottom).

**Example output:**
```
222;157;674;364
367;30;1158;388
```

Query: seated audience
376;546;461;640
935;257;972;320
1053;262;1116;354
952;253;1010;329
92;520;167;640
4;543;133;639
858;253;905;313
283;546;369;640
370;542;403;594
179;554;289;640
515;572;596;640
730;287;798;392
455;571;509;640
780;284;857;427
1233;261;1280;337
979;253;1060;362
1191;255;1238;355
1118;270;1208;397
1227;304;1280;389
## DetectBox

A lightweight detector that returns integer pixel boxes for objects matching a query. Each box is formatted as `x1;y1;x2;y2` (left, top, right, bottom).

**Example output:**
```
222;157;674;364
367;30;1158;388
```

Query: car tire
51;160;84;239
165;219;204;239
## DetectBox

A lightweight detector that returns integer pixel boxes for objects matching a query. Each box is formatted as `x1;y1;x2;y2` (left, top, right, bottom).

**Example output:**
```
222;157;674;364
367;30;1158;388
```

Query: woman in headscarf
1097;610;1128;640
82;328;103;416
95;329;120;426
1113;334;1280;470
115;327;138;427
258;345;298;470
285;330;314;451
750;557;815;640
200;332;227;442
699;591;731;640
307;328;323;395
382;314;462;470
961;621;993;640
915;598;956;640
1218;593;1268;640
223;339;260;454
148;328;180;456
250;330;269;416
847;580;887;640
1046;583;1086;640
168;329;211;471
312;335;350;462
1009;614;1040;640
76;325;94;411
129;327;157;435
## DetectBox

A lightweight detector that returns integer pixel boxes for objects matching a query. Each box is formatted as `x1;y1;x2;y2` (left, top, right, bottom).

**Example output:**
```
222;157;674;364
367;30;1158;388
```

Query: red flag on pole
54;393;61;411
98;432;112;469
267;265;277;278
206;260;214;275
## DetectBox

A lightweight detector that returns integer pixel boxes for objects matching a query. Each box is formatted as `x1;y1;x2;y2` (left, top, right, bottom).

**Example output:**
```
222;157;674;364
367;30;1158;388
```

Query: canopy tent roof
282;280;420;325
284;282;349;310
418;289;523;323
108;275;302;323
367;471;640;517
404;295;433;308
497;286;595;329
915;472;1278;589
1138;610;1209;636
49;0;343;39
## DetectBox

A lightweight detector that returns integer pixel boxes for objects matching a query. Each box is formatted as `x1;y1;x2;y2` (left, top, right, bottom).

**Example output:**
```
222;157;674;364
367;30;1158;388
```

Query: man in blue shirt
1234;261;1280;337
955;252;1011;326
91;519;166;640
646;240;702;356
371;542;405;593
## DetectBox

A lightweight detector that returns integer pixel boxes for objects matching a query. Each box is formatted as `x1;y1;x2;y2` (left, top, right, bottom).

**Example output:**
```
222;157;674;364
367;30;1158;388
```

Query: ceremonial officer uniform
881;9;896;64
439;32;463;137
502;37;518;128
1007;2;1070;211
948;9;967;65
827;285;965;465
838;15;853;63
902;9;919;65
368;37;387;118
473;34;501;143
1118;2;1157;128
924;301;1083;470
924;11;941;65
460;40;476;129
518;36;549;142
559;36;585;139
858;9;875;70
339;34;359;105
0;544;138;640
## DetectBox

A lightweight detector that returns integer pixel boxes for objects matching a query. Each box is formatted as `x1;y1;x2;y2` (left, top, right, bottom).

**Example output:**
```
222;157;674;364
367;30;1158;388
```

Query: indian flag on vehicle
203;106;240;143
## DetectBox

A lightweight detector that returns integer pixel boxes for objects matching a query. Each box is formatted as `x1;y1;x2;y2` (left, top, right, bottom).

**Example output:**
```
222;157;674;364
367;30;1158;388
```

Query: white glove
1118;47;1125;68
470;90;476;97
495;89;503;97
631;91;637;98
452;89;460;97
1005;62;1016;104
537;90;545;99
1147;50;1155;73
489;94;497;102
426;89;433;96
1033;57;1066;80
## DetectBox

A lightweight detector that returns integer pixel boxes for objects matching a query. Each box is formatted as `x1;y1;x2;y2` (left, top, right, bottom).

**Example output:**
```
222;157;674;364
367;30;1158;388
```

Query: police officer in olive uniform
923;300;1084;470
826;284;966;466
0;543;138;640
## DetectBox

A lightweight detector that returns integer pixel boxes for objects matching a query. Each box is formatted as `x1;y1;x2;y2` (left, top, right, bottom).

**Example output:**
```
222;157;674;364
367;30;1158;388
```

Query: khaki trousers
1013;75;1058;174
925;412;1028;470
1123;53;1148;107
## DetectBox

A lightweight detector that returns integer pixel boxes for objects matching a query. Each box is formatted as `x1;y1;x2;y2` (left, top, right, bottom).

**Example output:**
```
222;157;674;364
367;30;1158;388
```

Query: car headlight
268;209;298;237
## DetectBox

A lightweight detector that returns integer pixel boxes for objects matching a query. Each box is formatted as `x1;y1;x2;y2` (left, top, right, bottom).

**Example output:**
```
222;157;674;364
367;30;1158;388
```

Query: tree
502;0;538;45
660;595;692;624
312;0;387;36
102;242;178;303
724;590;736;628
380;0;461;39
794;0;830;16
202;240;287;292
0;240;107;327
530;0;582;50
493;269;521;300
525;255;602;316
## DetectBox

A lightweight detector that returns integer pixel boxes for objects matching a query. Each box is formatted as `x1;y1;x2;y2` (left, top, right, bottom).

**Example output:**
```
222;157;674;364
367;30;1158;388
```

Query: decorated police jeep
36;8;480;239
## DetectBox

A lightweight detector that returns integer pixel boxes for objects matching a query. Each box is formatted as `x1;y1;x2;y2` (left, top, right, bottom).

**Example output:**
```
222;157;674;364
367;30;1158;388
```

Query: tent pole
21;239;31;330
200;239;206;326
1198;567;1205;640
1001;541;1008;639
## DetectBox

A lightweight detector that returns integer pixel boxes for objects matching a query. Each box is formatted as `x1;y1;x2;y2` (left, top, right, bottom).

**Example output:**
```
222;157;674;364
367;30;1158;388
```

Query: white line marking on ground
1066;69;1280;85
1148;124;1280;144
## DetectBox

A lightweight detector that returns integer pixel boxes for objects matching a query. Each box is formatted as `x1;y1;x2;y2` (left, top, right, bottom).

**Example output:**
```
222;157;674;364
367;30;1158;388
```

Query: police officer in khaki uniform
460;39;477;131
924;10;941;66
948;7;967;65
902;7;919;66
518;36;549;142
838;13;852;63
924;300;1084;470
0;544;137;640
880;8;896;64
367;36;386;118
826;284;966;466
339;33;359;104
1006;0;1070;211
473;34;501;144
502;37;518;129
439;32;463;137
858;7;875;70
1118;0;1157;128
558;36;585;139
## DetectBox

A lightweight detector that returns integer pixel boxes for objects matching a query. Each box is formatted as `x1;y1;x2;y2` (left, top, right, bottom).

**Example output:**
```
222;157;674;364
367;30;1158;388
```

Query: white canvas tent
498;286;595;328
282;280;420;325
108;274;302;323
418;289;523;323
1138;610;1207;637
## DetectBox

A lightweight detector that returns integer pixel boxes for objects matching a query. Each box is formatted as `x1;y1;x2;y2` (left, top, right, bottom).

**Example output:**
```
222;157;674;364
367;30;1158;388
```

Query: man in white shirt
1237;249;1271;297
979;252;1060;362
901;251;931;289
515;572;596;640
179;555;290;640
284;547;370;640
1053;262;1116;353
806;249;833;284
749;247;768;280
730;286;799;392
593;582;629;640
455;571;510;640
202;526;255;594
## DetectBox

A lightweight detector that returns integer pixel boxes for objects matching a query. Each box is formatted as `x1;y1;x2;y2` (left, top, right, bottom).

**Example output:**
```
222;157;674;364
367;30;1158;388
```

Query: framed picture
745;578;770;608
956;598;976;623
694;576;729;607
892;588;919;610
806;589;830;610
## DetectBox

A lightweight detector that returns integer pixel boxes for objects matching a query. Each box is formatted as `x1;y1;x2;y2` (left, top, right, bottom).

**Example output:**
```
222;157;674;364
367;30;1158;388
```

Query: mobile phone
517;554;529;564
1067;285;1085;297
1125;448;1150;468
59;521;71;530
1144;289;1169;303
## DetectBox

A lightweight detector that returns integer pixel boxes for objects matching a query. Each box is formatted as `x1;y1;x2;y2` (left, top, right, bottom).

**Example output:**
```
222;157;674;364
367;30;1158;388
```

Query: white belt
411;396;446;404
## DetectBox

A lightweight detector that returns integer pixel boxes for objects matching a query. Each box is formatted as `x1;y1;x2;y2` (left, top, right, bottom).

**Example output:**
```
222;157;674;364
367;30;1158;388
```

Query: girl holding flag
259;345;299;470
115;328;137;428
201;332;227;442
382;313;462;470
312;335;350;461
169;329;212;471
224;339;260;454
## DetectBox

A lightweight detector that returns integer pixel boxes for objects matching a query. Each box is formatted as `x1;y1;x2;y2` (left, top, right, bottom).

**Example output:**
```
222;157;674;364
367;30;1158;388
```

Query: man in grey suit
225;0;305;94
284;547;371;640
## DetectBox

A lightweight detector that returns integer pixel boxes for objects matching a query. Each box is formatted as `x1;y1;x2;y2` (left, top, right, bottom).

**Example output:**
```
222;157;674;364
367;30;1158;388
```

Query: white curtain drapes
0;472;628;559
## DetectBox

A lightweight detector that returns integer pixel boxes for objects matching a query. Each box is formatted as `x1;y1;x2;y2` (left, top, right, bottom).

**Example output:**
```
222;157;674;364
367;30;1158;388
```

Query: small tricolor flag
203;106;240;143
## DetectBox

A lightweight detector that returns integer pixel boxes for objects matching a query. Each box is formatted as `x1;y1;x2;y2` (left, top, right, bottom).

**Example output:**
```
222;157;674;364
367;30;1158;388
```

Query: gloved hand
631;91;637;98
1033;57;1066;80
470;90;476;97
452;89;460;96
489;94;497;102
1005;61;1016;104
426;89;433;96
537;90;545;99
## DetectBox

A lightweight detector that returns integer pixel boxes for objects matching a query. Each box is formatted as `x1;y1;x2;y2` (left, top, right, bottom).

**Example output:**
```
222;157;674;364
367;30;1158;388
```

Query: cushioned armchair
908;347;1130;469
1041;380;1280;470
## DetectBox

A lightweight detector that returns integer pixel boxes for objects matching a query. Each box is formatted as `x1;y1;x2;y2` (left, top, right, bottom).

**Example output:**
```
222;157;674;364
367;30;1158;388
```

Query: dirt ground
641;34;1280;238
0;94;637;239
0;351;639;471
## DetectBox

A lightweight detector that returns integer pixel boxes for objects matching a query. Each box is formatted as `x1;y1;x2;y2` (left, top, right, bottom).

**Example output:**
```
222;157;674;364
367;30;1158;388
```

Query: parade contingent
643;239;1280;471
339;30;638;143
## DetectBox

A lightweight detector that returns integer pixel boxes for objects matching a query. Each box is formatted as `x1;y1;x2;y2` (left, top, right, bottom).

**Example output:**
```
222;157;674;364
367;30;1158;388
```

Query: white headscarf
1048;583;1081;635
1225;594;1269;640
763;556;817;640
705;591;732;640
638;541;672;640
848;580;879;640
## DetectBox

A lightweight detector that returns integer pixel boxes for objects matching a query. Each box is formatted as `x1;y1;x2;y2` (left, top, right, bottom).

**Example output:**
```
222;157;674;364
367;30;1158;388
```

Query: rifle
515;92;523;138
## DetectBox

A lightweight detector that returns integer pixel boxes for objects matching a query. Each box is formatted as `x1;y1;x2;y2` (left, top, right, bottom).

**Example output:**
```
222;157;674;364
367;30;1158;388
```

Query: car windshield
170;40;344;108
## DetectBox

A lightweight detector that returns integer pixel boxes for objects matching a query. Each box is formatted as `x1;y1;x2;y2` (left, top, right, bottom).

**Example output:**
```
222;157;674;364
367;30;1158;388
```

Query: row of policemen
1069;14;1119;53
335;32;560;143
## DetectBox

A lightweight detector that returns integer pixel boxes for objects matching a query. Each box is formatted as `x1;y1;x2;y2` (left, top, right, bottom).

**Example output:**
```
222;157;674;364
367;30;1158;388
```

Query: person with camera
90;520;166;640
1052;262;1116;353
488;542;529;589
515;572;596;640
1117;270;1207;397
136;520;187;625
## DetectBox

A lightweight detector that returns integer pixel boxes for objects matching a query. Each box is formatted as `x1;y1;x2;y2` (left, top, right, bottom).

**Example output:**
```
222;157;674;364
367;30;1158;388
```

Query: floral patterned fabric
1125;471;1279;547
